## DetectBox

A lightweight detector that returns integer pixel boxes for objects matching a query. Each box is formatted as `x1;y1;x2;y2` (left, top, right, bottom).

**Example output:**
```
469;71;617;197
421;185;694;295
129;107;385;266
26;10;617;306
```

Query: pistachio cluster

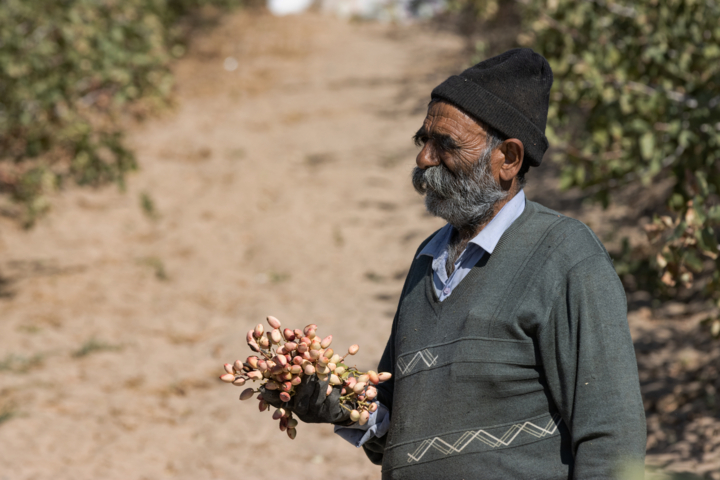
220;316;391;439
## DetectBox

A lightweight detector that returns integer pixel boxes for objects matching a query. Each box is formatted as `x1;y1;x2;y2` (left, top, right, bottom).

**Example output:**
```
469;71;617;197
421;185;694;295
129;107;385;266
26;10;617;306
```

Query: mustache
411;163;463;198
410;156;508;231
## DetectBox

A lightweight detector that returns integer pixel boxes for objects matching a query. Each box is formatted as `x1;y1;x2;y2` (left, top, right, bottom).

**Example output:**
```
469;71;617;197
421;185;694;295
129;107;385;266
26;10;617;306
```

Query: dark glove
260;374;351;425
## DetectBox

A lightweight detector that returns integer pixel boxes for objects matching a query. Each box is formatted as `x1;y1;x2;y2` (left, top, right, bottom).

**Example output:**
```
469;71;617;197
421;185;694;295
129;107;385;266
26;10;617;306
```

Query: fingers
292;374;318;416
327;386;351;424
260;386;283;409
310;375;330;413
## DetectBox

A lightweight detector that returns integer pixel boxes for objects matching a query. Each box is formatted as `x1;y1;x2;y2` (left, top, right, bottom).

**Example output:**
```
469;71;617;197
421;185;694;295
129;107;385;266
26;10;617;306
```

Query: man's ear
499;139;524;183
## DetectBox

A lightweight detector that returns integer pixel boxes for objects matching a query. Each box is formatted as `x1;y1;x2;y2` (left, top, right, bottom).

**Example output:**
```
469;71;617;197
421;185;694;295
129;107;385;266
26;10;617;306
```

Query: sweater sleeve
538;253;646;479
361;230;441;465
361;310;397;465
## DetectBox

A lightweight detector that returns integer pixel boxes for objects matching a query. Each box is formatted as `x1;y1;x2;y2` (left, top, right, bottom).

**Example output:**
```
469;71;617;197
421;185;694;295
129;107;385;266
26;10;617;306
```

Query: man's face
411;101;508;231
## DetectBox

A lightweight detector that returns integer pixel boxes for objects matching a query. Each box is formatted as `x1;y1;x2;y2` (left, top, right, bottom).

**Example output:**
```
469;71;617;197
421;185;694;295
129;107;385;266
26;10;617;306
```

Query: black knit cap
431;48;553;167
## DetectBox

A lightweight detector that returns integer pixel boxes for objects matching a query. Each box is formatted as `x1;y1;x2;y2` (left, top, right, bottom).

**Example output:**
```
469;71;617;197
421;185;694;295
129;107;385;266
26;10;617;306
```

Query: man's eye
436;137;459;152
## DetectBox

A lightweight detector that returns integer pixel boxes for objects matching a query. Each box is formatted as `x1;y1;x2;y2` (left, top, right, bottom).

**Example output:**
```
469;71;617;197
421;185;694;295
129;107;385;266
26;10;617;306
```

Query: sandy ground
0;10;717;480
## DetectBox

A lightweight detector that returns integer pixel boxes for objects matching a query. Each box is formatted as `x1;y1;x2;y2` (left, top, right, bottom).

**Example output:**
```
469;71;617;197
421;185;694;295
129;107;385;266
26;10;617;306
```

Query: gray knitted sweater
364;200;646;479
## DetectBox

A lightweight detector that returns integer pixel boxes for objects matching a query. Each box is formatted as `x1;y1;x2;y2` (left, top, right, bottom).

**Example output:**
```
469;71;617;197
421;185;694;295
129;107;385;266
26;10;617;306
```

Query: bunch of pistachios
220;316;392;439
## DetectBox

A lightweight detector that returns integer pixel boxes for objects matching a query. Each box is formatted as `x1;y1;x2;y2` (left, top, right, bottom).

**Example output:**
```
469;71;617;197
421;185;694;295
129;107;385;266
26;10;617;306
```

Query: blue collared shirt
417;190;526;302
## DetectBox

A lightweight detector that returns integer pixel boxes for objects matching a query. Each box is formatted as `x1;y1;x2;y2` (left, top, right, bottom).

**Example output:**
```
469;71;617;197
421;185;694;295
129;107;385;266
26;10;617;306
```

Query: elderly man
264;48;647;479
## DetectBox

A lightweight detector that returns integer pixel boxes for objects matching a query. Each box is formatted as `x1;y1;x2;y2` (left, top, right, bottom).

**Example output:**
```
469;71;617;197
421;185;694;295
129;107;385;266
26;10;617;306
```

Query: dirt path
0;10;716;480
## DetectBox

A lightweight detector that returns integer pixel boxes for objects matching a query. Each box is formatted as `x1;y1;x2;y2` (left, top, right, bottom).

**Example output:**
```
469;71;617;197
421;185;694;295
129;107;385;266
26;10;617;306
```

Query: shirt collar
470;189;525;254
417;223;454;260
417;189;526;259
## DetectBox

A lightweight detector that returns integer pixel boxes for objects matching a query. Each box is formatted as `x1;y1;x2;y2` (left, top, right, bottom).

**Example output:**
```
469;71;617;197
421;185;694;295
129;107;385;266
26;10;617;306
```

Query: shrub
0;0;239;226
515;0;720;330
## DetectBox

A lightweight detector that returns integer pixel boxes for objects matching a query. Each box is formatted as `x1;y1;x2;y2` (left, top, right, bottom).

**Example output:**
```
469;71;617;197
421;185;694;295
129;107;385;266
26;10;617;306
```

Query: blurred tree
513;0;720;332
0;0;240;226
436;0;520;57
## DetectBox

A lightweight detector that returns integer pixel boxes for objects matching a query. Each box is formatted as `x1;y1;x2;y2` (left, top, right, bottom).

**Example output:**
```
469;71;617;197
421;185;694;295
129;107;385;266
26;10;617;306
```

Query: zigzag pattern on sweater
407;414;562;463
397;349;438;375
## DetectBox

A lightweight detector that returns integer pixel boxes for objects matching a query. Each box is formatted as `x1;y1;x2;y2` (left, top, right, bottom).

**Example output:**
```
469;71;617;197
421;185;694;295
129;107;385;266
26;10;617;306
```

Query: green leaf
695;171;710;196
709;205;720;223
639;132;655;161
684;250;704;273
697;228;719;257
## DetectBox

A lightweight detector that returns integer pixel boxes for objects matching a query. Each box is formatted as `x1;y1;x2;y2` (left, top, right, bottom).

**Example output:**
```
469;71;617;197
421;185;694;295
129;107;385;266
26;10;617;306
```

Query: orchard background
0;0;718;478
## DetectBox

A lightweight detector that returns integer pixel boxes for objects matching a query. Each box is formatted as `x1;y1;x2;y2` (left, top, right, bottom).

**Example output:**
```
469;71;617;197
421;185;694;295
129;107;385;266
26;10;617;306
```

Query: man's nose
416;143;440;169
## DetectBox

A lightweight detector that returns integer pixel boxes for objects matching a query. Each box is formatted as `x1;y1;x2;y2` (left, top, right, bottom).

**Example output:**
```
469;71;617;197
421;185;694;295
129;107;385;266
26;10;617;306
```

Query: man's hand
260;375;351;425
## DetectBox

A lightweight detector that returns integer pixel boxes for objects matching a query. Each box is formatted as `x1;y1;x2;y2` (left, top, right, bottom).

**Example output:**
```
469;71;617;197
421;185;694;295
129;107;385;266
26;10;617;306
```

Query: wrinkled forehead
422;100;486;138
